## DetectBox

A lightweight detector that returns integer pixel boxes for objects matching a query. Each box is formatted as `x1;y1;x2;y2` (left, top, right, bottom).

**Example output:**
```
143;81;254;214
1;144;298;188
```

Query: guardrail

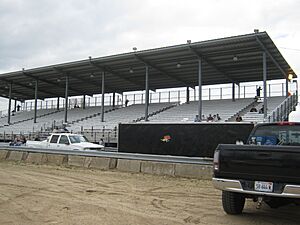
0;146;213;165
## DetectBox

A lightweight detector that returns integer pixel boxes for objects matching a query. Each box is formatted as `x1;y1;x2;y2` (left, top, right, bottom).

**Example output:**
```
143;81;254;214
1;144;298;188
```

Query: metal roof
0;31;296;101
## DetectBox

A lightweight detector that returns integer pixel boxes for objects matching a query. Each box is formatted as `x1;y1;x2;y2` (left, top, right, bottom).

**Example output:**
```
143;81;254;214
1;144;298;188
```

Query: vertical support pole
7;83;12;124
286;78;289;97
145;65;149;121
244;86;246;98
220;87;222;100
158;92;161;103
198;58;202;121
186;87;190;104
101;72;105;122
232;83;235;102
168;91;171;102
57;97;60;110
268;84;271;97
178;90;180;102
64;75;69;123
112;92;115;108
14;100;17;112
209;88;211;100
238;84;240;99
34;80;38;123
83;95;86;109
263;52;267;119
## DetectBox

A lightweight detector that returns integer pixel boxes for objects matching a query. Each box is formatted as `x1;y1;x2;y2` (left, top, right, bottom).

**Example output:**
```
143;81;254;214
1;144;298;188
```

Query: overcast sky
0;0;300;114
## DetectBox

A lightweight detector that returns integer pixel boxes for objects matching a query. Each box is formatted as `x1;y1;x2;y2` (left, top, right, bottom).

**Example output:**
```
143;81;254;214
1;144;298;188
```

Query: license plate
254;181;273;192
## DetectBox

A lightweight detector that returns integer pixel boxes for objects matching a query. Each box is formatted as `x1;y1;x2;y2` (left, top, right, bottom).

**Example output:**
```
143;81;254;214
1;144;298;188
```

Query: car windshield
69;135;89;144
249;124;300;146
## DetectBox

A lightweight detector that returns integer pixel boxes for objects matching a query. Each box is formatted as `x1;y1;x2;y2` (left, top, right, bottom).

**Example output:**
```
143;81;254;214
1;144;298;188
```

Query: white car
26;133;104;151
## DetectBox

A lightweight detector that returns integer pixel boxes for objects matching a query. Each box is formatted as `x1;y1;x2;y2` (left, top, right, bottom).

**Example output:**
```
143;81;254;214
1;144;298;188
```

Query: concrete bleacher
69;103;175;132
149;98;255;122
242;96;286;123
0;96;287;135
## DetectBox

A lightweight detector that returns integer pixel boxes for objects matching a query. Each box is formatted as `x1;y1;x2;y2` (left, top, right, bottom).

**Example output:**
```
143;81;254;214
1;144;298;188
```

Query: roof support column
198;58;202;121
285;78;289;97
145;65;149;121
7;83;12;124
34;80;38;123
186;87;190;104
57;97;60;110
101;72;105;122
263;52;268;119
232;83;235;102
64;75;69;123
83;95;86;109
14;100;17;112
112;92;115;108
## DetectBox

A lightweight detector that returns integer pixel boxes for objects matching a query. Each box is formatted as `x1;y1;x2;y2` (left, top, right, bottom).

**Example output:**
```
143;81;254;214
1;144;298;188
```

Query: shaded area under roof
0;31;296;101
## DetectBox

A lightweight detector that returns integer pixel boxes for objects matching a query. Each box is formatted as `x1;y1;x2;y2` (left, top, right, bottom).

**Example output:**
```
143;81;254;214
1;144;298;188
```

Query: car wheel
222;191;245;215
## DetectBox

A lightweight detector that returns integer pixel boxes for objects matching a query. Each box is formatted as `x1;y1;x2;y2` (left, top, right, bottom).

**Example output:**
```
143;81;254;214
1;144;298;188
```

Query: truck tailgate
215;144;300;184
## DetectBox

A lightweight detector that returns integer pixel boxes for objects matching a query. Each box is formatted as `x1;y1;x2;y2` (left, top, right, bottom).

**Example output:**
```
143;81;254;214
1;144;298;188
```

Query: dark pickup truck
213;122;300;214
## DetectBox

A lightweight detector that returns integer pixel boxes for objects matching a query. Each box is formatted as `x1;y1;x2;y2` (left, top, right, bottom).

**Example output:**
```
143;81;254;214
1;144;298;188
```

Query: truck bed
215;144;300;184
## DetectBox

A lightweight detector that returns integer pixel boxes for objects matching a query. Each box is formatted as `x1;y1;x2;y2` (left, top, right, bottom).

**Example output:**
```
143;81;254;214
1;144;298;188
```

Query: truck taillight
213;150;220;171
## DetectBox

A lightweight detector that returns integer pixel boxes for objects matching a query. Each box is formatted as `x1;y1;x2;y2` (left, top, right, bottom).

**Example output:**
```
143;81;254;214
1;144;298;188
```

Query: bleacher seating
242;97;286;123
0;96;287;135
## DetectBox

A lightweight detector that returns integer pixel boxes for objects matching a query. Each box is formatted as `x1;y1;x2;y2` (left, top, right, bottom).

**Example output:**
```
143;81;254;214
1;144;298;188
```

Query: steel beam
286;78;289;97
188;46;237;84
34;80;38;123
186;87;190;104
232;83;235;102
64;75;69;123
198;59;202;121
89;58;145;90
7;83;12;124
134;54;192;87
57;97;60;110
263;52;267;119
101;72;105;122
255;36;287;78
145;66;149;121
112;92;115;108
83;95;86;109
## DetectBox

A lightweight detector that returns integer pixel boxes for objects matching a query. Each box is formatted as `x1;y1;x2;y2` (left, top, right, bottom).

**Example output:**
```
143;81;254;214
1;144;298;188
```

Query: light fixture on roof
129;68;134;73
4;86;8;89
28;82;32;86
187;40;191;44
133;47;137;51
57;78;61;82
90;73;94;78
233;55;238;62
254;29;259;33
176;63;181;68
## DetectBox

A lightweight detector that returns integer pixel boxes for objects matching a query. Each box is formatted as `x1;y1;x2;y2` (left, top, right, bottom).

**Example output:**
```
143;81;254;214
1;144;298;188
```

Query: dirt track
0;161;299;225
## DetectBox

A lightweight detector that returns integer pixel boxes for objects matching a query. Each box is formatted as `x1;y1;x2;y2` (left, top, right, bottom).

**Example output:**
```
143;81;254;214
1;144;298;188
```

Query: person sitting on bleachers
236;114;243;122
202;115;206;121
259;105;265;114
216;114;221;121
194;115;200;122
250;105;257;112
207;114;214;122
213;115;218;122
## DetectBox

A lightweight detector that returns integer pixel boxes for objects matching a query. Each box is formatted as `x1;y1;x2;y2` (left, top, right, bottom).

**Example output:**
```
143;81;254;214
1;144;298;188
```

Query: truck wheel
222;191;245;215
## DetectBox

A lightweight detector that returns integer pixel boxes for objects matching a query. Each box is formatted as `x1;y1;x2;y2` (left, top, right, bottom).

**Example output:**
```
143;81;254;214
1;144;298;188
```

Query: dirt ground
0;161;299;225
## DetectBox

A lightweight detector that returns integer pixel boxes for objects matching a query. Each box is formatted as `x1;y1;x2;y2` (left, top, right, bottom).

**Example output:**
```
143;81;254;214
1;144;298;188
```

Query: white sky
0;0;300;118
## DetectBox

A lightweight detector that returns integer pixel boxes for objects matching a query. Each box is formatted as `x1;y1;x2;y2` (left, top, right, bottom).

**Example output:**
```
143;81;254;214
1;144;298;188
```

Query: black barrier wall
119;123;254;157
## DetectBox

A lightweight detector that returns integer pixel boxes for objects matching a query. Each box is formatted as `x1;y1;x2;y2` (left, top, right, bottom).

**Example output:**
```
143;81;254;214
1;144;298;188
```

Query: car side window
50;135;59;143
59;135;69;145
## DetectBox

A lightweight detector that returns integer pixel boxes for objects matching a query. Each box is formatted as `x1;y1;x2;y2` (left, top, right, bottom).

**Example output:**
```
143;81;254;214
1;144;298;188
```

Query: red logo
161;135;171;142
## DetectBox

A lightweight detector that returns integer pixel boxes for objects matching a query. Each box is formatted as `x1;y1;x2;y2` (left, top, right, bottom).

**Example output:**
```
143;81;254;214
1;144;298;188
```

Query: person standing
256;86;262;98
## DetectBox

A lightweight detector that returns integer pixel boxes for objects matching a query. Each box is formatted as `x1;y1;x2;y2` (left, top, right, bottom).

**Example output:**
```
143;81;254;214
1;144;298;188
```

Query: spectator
125;99;129;107
99;138;105;146
207;114;213;122
250;105;257;112
213;115;218;122
202;115;206;121
17;104;21;111
216;114;221;121
194;115;200;122
259;105;265;114
236;114;243;122
256;86;262;98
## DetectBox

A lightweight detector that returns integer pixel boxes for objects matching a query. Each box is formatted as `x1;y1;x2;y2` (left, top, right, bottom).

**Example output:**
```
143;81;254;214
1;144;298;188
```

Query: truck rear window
249;124;300;146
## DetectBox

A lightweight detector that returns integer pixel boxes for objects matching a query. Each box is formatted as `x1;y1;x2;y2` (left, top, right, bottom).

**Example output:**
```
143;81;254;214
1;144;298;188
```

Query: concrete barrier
44;154;68;166
26;153;45;164
68;155;86;167
141;161;175;176
7;151;25;162
89;157;116;170
117;159;141;173
0;150;8;160
174;164;212;179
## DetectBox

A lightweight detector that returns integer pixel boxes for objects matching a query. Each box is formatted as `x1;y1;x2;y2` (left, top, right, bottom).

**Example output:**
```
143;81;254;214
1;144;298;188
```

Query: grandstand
0;31;297;144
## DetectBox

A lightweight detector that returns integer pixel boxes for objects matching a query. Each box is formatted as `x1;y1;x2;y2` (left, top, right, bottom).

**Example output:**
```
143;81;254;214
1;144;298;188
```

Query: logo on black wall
161;135;171;143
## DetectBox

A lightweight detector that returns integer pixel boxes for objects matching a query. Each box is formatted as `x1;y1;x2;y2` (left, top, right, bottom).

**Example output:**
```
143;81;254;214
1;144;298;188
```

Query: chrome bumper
212;178;300;199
